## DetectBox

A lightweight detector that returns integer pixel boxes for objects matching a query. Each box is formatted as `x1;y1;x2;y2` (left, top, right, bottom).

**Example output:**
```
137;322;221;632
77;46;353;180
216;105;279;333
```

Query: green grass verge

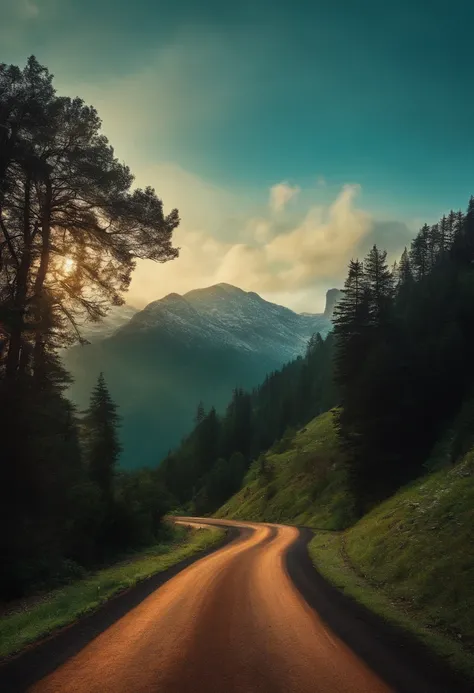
309;451;474;682
218;410;354;530
219;406;474;681
0;524;223;659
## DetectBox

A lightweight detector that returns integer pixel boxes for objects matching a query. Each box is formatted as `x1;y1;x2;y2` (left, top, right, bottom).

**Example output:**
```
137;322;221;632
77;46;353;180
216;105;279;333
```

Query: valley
64;284;336;467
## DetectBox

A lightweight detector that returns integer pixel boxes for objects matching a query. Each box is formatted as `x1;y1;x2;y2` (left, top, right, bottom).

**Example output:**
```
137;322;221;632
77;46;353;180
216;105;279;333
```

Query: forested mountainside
64;284;333;467
158;332;336;514
162;197;474;525
207;201;474;683
220;406;474;681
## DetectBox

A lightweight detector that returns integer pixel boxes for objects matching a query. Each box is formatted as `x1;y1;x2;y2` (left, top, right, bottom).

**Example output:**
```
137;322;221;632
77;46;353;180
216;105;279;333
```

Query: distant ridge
64;284;334;468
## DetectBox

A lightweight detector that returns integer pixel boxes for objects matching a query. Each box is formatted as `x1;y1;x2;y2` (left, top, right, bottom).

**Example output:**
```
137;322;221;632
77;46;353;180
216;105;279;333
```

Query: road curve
27;518;389;693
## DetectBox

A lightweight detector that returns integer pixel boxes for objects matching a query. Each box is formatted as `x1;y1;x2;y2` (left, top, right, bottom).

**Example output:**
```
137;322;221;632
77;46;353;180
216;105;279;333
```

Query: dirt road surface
1;518;469;693
28;519;389;693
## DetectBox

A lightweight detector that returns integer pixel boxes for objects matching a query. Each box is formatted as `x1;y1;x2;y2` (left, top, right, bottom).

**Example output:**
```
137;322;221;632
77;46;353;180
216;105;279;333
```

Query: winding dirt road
28;518;390;693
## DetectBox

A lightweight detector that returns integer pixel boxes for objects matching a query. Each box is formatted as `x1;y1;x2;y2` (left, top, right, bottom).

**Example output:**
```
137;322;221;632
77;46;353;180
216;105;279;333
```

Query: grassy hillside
218;410;354;530
218;409;474;679
310;450;474;679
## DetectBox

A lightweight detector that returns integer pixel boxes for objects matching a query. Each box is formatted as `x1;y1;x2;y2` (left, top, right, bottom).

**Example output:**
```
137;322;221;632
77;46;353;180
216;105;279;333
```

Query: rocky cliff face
324;288;342;318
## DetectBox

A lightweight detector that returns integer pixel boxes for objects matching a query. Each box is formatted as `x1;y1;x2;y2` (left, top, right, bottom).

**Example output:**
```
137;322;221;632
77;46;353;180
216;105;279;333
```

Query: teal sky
2;0;474;311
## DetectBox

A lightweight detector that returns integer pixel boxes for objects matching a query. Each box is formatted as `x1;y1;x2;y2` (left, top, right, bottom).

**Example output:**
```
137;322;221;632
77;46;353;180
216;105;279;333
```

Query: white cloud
242;218;272;244
269;182;301;213
265;184;369;280
127;171;376;313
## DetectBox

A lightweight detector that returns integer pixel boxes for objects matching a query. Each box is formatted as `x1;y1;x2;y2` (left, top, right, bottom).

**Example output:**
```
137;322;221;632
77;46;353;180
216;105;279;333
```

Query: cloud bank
0;28;414;314
127;170;412;313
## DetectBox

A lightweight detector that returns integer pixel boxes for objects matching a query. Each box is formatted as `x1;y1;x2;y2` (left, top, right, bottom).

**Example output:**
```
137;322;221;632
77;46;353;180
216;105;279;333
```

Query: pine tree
398;247;413;287
333;259;370;397
195;407;221;477
446;210;457;250
453;196;474;264
391;260;398;281
466;197;474;260
0;338;83;596
84;373;121;501
195;401;205;425
410;224;430;280
364;245;394;326
1;57;180;381
428;223;441;267
221;388;253;460
451;210;465;263
438;215;449;255
396;247;415;315
333;259;367;333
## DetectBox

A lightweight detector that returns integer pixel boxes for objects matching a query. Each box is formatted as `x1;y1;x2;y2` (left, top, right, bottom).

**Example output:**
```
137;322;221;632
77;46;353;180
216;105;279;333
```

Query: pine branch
0;213;19;266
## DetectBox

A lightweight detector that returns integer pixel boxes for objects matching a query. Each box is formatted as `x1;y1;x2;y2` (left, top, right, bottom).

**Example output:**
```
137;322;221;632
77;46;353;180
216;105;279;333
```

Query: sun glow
63;257;75;274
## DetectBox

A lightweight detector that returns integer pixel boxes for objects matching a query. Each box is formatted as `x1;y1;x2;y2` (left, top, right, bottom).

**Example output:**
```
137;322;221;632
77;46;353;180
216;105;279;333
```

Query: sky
2;0;474;312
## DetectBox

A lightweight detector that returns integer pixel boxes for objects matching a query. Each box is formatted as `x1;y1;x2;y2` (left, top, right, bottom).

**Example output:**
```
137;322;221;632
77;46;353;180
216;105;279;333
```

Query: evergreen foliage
0;57;179;598
158;332;337;515
84;373;122;502
175;195;474;520
334;200;474;511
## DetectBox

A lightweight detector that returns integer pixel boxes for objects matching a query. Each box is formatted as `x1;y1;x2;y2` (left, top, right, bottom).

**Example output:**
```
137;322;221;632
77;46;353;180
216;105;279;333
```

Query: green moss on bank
309;451;474;681
218;410;354;529
0;524;223;659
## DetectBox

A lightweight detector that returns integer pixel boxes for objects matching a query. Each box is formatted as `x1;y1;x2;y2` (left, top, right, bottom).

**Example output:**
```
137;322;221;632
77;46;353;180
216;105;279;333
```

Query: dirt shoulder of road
287;527;473;693
0;523;236;693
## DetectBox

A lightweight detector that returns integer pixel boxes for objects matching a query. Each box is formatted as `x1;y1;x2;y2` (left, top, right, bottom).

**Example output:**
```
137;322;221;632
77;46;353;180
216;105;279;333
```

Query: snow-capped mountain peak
64;284;338;469
119;283;331;360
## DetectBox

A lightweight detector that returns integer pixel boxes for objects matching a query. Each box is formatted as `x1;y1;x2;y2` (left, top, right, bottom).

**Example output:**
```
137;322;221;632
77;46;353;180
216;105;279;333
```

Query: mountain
64;283;333;468
324;288;342;318
79;304;138;342
121;284;330;362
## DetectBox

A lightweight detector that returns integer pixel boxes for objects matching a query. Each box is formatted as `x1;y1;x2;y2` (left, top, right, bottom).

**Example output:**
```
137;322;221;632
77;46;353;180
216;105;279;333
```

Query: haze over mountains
65;284;339;468
80;304;139;342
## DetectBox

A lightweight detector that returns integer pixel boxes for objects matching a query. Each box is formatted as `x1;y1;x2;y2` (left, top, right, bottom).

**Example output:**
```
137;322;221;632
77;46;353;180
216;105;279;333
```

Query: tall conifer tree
84;373;121;501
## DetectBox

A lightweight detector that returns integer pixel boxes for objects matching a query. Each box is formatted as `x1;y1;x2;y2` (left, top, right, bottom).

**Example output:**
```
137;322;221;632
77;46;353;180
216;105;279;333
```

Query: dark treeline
0;57;179;598
162;197;474;520
158;331;337;515
334;201;474;511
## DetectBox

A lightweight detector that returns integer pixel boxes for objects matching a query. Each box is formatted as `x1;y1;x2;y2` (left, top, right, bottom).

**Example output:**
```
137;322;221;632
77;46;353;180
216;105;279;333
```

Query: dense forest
0;57;179;597
334;203;474;511
158;331;337;514
161;200;474;519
